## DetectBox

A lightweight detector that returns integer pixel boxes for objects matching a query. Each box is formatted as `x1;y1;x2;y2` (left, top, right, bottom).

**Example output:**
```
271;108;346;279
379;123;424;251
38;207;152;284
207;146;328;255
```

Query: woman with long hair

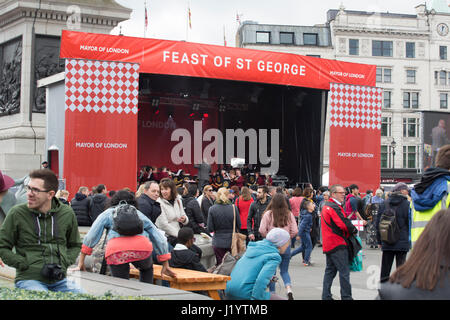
259;193;298;300
289;187;304;247
77;190;175;283
235;186;254;240
156;178;189;247
207;187;242;266
377;208;450;299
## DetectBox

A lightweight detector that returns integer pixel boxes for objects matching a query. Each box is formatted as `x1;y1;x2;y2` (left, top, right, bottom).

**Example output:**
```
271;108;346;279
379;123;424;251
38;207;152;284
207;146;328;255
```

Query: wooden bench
130;264;231;300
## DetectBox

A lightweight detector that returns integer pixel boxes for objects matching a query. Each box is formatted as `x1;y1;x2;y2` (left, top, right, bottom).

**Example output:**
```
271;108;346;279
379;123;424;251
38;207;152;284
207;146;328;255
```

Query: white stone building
0;0;131;178
236;3;450;185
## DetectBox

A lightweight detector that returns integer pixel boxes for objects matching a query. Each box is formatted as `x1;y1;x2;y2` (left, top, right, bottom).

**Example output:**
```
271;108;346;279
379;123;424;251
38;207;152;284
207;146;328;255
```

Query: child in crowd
169;227;207;272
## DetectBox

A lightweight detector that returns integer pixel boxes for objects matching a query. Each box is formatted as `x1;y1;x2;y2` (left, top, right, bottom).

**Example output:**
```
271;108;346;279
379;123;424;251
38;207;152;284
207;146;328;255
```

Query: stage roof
60;30;376;90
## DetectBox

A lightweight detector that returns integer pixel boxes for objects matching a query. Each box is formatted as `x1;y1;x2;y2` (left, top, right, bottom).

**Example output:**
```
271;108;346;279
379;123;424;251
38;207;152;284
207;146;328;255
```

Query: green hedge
0;287;152;300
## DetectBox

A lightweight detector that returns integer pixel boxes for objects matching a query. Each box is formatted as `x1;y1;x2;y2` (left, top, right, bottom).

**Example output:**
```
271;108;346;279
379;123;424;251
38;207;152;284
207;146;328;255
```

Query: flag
352;220;365;231
223;25;227;46
145;6;148;28
236;12;241;25
188;5;192;29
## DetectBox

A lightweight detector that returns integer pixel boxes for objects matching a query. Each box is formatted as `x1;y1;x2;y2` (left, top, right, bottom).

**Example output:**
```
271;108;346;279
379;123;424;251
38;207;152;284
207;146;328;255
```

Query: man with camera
0;169;83;293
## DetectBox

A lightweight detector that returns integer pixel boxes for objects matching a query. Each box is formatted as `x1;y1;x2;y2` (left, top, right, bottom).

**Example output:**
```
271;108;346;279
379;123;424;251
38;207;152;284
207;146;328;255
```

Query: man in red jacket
321;184;356;300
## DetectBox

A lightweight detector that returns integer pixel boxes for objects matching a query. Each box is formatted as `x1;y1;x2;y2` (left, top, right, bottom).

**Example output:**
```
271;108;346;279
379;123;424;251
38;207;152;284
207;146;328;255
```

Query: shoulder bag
231;204;247;256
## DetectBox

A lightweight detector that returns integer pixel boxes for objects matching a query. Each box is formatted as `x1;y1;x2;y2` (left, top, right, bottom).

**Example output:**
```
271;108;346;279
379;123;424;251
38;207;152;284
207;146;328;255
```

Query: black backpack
112;202;143;236
378;202;400;245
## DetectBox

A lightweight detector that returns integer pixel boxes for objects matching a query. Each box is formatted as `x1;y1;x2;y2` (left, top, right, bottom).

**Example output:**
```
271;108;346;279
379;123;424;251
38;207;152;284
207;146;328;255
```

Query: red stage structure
60;30;381;198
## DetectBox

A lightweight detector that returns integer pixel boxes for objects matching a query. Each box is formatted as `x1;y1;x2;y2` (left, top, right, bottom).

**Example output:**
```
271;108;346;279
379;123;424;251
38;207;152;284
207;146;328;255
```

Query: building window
403;145;418;169
376;67;392;83
403;118;419;137
440;46;447;60
406;69;416;84
280;32;294;44
403;92;419;109
384;91;392;108
381;117;392;137
440;93;448;109
256;31;270;43
406;42;415;58
303;33;318;45
381;145;391;169
440;70;447;85
349;39;359;55
372;40;393;57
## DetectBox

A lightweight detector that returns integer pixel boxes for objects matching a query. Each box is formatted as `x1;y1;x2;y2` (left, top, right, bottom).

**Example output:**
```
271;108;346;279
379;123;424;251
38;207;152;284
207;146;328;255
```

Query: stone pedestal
0;0;131;179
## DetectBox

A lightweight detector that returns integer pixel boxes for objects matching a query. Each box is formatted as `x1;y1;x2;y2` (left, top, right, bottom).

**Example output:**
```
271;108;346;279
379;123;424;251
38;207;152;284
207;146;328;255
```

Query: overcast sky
112;0;437;46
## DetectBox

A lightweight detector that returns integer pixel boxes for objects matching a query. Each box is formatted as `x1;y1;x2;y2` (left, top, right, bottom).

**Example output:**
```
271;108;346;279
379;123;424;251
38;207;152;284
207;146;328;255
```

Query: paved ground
271;239;384;300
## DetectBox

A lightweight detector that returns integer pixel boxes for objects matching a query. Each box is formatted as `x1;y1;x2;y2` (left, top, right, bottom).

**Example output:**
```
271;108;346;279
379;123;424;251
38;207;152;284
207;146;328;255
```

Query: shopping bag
349;235;363;272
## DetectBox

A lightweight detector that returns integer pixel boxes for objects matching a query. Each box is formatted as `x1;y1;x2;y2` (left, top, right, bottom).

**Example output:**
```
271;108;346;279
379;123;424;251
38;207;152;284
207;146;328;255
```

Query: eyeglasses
207;189;213;192
25;185;50;194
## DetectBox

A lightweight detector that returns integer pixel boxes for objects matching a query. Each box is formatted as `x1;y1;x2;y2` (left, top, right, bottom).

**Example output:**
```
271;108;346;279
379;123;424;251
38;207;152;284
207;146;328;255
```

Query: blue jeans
15;278;84;294
291;229;312;263
322;248;352;300
269;245;292;292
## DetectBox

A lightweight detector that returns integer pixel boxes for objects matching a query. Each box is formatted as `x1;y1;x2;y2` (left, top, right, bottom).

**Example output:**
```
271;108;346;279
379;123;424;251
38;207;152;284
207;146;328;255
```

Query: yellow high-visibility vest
410;181;450;247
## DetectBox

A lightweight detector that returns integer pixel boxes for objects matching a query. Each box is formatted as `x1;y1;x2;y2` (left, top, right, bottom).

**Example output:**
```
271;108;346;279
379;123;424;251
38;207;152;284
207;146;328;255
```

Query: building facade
236;3;450;185
0;0;131;178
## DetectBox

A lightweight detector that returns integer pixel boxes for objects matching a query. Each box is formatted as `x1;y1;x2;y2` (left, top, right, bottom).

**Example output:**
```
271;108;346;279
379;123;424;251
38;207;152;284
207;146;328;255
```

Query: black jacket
90;193;108;223
169;244;207;272
247;198;270;241
207;203;241;249
375;192;411;251
137;194;161;224
201;196;214;224
377;275;450;300
182;196;207;234
71;193;91;226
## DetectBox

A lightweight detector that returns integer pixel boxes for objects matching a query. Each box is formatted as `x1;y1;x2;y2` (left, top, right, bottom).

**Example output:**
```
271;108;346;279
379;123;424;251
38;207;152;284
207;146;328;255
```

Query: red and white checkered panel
329;83;383;130
65;59;139;114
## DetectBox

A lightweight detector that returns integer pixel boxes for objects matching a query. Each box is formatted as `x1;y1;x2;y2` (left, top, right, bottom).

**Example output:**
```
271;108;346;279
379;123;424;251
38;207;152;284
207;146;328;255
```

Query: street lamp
391;139;396;182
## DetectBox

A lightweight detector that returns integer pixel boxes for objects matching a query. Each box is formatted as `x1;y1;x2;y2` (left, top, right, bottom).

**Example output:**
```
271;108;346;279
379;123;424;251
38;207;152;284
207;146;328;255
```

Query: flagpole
144;0;147;38
186;1;189;41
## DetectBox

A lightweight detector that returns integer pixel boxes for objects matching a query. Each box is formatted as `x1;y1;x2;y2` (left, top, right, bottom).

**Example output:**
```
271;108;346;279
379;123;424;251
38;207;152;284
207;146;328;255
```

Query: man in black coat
89;184;108;223
247;186;270;241
71;186;92;226
137;181;162;224
194;160;211;192
375;182;411;281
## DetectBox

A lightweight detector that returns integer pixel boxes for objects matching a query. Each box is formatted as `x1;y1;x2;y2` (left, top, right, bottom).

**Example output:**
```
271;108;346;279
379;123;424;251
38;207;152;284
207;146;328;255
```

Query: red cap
0;170;14;193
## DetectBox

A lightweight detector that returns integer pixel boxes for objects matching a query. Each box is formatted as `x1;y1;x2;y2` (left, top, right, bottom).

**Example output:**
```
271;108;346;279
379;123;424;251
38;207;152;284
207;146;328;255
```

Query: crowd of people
137;163;274;191
0;146;449;300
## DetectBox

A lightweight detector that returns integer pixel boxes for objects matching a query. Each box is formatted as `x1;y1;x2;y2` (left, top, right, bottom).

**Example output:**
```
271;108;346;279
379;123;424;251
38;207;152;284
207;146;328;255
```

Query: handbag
231;204;247;256
211;251;243;276
349;235;363;272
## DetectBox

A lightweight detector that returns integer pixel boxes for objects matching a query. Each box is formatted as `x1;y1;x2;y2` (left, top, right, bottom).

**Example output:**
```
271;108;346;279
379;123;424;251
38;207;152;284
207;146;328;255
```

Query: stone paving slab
0;266;211;300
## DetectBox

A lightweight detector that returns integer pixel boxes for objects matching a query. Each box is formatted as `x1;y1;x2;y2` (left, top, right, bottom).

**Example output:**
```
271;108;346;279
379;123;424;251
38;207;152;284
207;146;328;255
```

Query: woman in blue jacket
225;228;290;300
291;200;315;266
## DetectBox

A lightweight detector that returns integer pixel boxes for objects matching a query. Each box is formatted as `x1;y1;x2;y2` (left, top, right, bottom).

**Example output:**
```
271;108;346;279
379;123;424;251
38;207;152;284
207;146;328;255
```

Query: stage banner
60;30;376;90
64;59;139;199
328;83;383;193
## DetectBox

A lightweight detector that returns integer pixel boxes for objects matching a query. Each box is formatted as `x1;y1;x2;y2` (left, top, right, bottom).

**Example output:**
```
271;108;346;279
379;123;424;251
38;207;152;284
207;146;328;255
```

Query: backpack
112;201;143;236
378;202;400;245
364;202;378;221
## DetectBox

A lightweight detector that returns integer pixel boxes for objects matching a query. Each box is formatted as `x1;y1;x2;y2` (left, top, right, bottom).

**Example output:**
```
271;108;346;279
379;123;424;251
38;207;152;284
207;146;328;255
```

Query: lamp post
391;139;397;182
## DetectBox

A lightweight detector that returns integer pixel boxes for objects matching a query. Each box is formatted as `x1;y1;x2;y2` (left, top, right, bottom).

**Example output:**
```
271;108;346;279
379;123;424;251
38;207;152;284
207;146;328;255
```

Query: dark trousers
213;246;231;266
380;250;407;281
109;256;154;284
322;248;352;300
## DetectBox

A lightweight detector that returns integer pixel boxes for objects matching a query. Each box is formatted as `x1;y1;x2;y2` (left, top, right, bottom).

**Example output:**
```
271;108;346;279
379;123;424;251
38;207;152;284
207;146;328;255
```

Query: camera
41;263;64;281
